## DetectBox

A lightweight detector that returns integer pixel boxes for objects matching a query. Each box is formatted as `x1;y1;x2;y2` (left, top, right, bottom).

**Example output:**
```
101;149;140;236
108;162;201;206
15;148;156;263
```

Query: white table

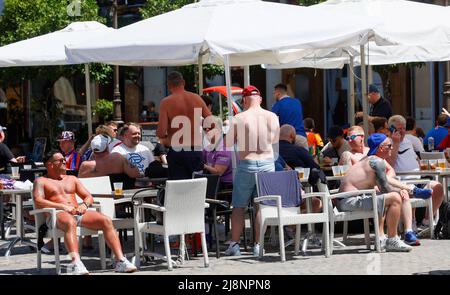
0;188;37;256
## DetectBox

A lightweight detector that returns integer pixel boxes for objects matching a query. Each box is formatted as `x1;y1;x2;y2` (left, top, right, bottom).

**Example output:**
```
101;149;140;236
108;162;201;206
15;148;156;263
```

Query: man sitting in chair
33;150;137;275
339;133;432;252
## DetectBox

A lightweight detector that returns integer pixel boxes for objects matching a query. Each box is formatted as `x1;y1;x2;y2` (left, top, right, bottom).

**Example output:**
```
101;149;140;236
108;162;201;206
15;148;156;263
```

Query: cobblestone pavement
1;234;450;275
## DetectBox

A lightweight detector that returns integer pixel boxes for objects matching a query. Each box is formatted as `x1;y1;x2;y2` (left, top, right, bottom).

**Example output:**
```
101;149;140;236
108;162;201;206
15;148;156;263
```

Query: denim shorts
231;159;275;208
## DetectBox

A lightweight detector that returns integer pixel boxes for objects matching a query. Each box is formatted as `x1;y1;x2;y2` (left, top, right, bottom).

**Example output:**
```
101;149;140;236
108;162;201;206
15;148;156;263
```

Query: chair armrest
303;192;326;199
204;202;210;209
329;189;376;200
136;203;166;212
329;189;339;194
205;198;230;208
254;195;281;203
29;208;58;216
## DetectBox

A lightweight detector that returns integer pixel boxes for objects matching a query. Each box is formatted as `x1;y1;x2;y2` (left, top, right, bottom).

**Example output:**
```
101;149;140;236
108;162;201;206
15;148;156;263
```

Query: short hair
120;122;141;136
274;83;287;92
43;150;60;164
372;116;387;131
201;94;212;107
405;116;416;131
167;71;184;87
347;125;364;134
416;127;425;138
437;114;447;126
105;121;118;128
96;124;115;138
388;115;406;127
148;101;156;108
279;124;296;139
303;117;315;130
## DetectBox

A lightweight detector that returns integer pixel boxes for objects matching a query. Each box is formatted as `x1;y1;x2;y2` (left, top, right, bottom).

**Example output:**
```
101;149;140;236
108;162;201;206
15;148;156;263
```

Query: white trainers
115;257;138;273
224;242;241;256
385;236;413;252
68;260;89;275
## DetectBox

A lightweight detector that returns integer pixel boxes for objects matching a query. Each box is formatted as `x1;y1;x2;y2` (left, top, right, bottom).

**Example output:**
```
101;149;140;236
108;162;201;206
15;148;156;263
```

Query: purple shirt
203;145;233;185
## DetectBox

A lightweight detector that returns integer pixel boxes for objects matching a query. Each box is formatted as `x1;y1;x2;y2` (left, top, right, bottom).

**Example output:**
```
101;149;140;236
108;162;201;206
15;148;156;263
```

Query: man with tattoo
33;150;137;274
339;133;432;252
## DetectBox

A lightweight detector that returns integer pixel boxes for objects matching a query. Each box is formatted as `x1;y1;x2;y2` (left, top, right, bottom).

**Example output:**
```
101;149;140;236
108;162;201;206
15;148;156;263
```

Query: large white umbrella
0;21;115;135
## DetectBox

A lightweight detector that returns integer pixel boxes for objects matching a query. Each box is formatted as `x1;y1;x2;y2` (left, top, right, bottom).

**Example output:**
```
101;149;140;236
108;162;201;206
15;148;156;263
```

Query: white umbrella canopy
65;0;389;67
0;21;115;136
0;21;115;67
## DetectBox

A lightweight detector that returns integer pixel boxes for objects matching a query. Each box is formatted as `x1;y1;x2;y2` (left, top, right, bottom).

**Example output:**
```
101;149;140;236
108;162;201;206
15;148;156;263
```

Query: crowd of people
1;71;449;273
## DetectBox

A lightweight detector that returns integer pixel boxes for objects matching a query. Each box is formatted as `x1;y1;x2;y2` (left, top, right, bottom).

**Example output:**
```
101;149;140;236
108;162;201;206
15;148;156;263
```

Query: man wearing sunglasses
339;126;369;166
387;115;444;238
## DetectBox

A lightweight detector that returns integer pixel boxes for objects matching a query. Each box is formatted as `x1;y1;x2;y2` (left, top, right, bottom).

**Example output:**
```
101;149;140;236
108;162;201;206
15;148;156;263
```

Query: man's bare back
229;107;279;161
157;91;211;147
78;153;140;178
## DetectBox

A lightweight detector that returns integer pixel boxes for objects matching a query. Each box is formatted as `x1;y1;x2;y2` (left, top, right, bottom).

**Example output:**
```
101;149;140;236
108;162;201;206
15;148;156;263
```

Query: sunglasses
346;134;364;141
381;144;393;150
52;158;66;164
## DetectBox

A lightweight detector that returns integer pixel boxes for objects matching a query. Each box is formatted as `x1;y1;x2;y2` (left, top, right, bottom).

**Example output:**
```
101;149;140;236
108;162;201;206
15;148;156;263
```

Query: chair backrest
255;170;301;207
192;172;220;199
420;151;445;160
163;178;207;234
79;176;115;218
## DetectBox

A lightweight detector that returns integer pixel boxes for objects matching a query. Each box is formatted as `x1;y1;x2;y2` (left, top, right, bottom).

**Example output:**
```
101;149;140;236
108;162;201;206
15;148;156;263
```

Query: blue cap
444;117;450;128
369;84;380;93
367;133;387;156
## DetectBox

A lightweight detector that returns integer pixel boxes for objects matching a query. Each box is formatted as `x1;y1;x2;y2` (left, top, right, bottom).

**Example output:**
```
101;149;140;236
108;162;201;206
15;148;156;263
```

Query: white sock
405;228;412;233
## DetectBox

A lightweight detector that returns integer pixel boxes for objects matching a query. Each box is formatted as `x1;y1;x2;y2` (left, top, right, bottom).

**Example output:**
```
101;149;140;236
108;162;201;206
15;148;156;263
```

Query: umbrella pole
198;55;204;94
224;55;237;174
243;65;250;87
348;56;355;126
85;64;93;136
360;45;369;139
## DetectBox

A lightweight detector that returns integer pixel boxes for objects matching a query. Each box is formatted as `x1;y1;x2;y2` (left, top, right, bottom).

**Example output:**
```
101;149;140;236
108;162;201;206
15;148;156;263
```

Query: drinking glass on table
11;166;19;177
419;160;429;171
438;159;446;170
428;159;437;171
113;182;123;196
332;165;341;176
340;165;350;176
295;167;305;180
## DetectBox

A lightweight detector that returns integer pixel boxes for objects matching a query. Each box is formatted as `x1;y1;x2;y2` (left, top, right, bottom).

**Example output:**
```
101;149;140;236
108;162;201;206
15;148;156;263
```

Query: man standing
356;84;392;121
33;151;137;274
0;125;25;171
271;83;308;150
112;122;153;176
156;71;211;180
224;85;279;256
57;131;83;172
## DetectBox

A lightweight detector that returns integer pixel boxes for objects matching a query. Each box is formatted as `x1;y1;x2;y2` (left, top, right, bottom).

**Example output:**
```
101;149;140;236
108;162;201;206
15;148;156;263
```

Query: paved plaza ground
1;231;450;275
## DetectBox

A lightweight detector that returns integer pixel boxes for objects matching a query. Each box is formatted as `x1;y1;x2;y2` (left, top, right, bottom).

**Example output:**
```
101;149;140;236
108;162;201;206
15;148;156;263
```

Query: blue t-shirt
271;96;306;137
424;126;448;148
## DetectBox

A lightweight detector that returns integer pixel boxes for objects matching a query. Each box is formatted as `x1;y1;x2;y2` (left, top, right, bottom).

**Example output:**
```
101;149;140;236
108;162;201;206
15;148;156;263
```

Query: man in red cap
157;71;211;180
224;85;280;257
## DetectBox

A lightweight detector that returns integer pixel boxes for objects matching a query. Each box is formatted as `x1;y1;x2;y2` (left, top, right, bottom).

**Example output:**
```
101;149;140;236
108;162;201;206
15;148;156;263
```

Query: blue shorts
231;159;275;208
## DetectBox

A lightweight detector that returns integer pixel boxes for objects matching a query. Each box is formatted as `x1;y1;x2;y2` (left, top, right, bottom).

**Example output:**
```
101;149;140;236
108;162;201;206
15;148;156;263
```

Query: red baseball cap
241;85;260;97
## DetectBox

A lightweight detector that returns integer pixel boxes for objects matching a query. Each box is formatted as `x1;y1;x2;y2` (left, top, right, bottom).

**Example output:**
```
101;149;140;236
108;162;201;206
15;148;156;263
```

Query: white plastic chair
133;178;209;271
29;200;106;275
420;152;445;160
402;179;434;238
317;183;381;254
254;171;330;262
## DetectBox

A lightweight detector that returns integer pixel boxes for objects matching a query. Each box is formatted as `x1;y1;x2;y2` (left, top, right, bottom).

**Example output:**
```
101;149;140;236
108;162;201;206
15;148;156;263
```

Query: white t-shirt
405;134;424;153
394;138;420;173
112;143;154;174
108;138;121;152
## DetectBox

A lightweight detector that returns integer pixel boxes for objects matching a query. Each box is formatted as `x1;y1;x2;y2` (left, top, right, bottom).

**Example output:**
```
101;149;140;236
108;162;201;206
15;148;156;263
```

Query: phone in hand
389;125;397;133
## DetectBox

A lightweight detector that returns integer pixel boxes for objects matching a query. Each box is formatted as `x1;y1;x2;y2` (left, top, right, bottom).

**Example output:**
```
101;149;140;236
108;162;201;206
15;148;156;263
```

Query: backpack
434;201;450;239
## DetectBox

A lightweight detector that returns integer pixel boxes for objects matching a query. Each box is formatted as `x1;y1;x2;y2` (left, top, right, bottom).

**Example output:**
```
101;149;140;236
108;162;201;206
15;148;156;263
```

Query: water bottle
428;137;434;152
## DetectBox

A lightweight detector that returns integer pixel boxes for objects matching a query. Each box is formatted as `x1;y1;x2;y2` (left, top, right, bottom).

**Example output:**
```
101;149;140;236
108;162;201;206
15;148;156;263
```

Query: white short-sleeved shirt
394;138;420;173
405;134;424;153
112;143;154;174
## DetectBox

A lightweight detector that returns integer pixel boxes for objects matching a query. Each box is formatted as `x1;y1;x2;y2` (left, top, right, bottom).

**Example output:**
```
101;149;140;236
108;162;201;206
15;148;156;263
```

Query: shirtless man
33;151;137;274
339;125;369;166
339;133;431;252
78;134;140;178
223;85;280;256
156;71;212;180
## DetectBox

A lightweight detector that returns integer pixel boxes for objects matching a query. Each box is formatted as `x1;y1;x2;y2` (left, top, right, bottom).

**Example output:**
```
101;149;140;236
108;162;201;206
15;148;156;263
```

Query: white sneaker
68;260;89;275
115;257;138;273
379;235;388;252
385;236;413;252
